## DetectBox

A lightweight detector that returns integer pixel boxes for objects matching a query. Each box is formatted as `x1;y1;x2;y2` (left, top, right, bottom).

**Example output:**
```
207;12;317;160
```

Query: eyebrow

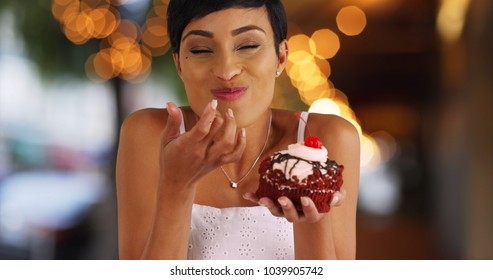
231;25;266;36
182;25;266;42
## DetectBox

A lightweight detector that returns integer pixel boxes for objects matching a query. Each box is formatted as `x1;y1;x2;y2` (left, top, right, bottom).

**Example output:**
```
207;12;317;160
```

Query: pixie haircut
167;0;287;55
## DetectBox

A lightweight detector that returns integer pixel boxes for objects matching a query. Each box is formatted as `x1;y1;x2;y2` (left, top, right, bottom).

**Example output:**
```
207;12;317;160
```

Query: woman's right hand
158;100;247;189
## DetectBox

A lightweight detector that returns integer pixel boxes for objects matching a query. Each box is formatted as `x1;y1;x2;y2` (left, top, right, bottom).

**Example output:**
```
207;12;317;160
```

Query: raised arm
116;101;245;259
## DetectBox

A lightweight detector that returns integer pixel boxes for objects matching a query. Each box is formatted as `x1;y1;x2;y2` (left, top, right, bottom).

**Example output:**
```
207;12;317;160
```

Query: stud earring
275;71;281;77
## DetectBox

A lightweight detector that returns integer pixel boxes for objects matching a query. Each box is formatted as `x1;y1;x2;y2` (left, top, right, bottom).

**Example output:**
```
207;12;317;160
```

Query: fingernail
301;197;310;207
277;198;287;207
211;99;218;110
332;196;339;205
241;128;246;138
227;108;234;118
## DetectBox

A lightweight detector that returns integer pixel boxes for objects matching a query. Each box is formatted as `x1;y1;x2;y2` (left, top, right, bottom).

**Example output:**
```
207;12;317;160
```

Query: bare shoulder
116;107;169;183
120;107;168;140
308;113;360;154
117;107;168;186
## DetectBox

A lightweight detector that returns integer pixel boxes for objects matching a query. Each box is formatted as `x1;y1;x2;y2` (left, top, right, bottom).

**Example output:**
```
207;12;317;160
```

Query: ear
172;52;183;78
276;39;289;74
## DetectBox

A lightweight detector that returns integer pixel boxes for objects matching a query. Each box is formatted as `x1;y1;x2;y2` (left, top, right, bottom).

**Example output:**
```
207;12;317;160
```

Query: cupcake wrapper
256;181;335;213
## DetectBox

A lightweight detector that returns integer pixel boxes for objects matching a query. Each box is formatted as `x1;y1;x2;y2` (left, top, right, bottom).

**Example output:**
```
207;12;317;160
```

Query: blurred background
0;0;492;260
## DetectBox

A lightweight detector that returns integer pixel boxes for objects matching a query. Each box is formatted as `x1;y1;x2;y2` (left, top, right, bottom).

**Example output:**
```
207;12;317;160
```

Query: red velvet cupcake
256;140;344;213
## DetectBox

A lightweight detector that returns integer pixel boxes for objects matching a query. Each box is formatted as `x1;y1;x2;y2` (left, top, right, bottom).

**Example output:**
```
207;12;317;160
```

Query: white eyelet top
177;109;309;260
188;204;294;260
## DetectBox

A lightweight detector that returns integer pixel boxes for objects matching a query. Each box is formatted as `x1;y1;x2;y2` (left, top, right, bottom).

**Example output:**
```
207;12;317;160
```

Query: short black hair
167;0;287;55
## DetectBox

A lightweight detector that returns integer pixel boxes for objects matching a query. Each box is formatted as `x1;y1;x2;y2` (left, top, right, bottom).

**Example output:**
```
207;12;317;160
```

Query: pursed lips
210;87;248;101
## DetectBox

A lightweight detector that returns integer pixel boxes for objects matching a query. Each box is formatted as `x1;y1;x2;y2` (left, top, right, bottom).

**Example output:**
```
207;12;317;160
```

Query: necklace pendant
231;182;238;188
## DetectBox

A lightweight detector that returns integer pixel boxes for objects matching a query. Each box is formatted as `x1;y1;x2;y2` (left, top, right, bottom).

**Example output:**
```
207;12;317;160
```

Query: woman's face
173;7;288;127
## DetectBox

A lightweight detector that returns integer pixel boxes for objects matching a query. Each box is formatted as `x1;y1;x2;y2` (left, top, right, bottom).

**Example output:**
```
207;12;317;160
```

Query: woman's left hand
243;188;346;223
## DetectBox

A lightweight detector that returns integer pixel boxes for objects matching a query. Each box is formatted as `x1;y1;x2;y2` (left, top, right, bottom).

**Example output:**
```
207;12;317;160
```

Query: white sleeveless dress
177;110;310;260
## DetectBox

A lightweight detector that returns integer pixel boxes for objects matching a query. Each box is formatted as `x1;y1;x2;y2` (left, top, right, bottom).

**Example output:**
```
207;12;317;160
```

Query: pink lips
211;87;248;101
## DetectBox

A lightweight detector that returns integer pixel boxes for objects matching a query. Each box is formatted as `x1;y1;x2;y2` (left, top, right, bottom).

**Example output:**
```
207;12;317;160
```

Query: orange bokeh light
309;29;340;59
336;6;367;36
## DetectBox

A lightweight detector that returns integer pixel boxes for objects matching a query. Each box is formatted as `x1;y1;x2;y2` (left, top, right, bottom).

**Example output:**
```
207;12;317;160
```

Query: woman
116;0;360;260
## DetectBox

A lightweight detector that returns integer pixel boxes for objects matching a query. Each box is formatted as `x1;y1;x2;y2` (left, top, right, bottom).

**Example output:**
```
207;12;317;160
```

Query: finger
330;187;346;207
215;108;238;148
300;197;321;223
277;197;301;223
207;112;225;141
188;99;217;140
258;197;284;217
161;102;182;145
219;128;246;164
242;192;259;204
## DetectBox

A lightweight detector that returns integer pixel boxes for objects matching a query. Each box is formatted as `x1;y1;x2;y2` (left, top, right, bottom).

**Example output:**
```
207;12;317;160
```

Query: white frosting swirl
278;142;328;164
272;142;328;181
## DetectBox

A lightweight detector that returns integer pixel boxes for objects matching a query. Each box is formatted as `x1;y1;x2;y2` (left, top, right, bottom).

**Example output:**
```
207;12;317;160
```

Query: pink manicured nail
241;128;246;138
301;197;310;207
277;198;287;207
211;99;218;110
332;196;339;205
227;108;234;118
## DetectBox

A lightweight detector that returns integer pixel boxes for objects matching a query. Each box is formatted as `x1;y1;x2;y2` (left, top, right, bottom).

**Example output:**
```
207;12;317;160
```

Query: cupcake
256;136;344;213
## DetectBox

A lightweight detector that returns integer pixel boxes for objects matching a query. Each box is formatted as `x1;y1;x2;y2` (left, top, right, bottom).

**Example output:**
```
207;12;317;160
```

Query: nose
212;52;241;81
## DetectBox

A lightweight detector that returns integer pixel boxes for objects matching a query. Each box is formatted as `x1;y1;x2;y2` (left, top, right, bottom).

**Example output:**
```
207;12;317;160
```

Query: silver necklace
220;111;272;188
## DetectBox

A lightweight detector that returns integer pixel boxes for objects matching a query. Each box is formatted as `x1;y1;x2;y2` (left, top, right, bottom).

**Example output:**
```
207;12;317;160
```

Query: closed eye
190;49;212;54
238;45;260;50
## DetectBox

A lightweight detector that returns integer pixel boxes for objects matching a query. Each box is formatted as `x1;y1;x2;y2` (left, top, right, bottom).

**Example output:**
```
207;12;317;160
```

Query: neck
221;109;272;183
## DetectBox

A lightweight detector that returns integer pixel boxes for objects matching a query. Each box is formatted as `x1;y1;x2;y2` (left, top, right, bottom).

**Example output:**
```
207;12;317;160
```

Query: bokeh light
308;98;341;115
336;6;367;36
52;0;171;82
309;29;340;59
437;0;471;42
360;133;383;169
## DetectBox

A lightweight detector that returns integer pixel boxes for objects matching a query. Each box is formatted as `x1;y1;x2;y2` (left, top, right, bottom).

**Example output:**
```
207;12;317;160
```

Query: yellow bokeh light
288;57;317;79
315;57;331;78
308;98;341;116
371;131;398;163
52;0;173;82
63;15;92;44
437;0;471;42
85;53;102;83
287;34;312;53
142;16;170;56
299;82;334;106
336;6;367;36
287;49;314;65
108;19;141;46
93;48;118;80
153;1;169;18
309;29;340;59
337;101;356;121
123;47;153;83
90;7;120;39
297;73;327;92
360;133;381;169
51;0;78;23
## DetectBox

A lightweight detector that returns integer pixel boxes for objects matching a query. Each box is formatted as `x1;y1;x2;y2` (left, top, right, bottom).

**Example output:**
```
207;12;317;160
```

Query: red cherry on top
304;136;323;149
